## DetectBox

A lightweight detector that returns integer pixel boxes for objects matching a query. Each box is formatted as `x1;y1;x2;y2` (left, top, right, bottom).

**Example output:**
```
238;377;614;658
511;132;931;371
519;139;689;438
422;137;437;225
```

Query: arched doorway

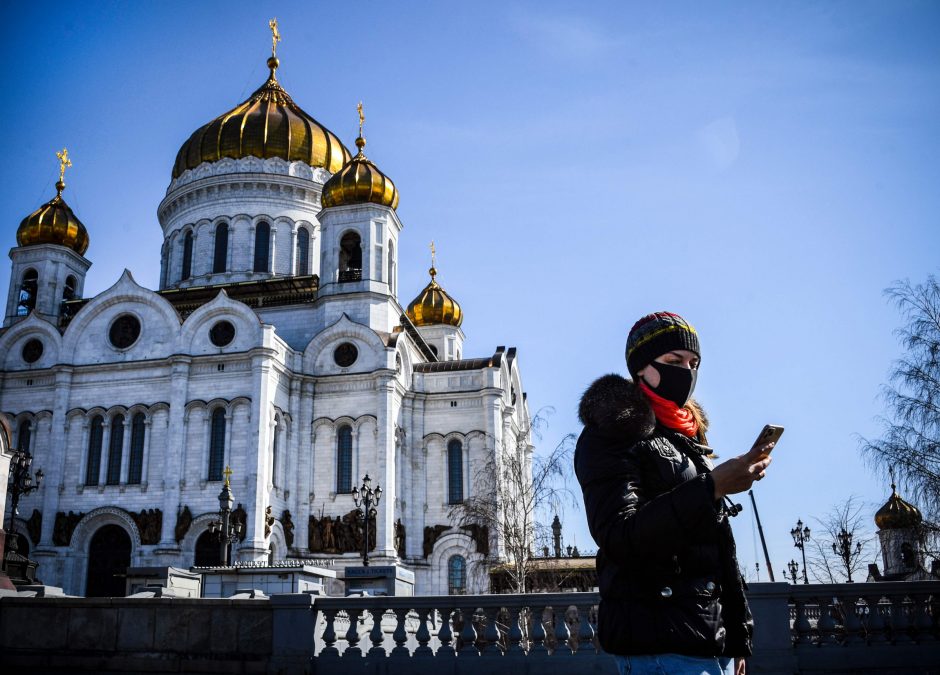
194;530;226;567
85;524;131;597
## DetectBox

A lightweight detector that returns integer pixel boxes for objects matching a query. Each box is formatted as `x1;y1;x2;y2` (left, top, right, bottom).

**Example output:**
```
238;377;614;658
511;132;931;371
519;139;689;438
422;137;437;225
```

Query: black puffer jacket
574;374;753;658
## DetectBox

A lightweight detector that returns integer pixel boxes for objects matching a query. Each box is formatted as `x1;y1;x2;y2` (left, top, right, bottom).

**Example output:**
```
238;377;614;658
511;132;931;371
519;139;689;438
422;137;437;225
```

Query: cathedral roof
171;56;351;179
875;484;922;530
406;265;463;328
321;105;398;210
17;150;89;255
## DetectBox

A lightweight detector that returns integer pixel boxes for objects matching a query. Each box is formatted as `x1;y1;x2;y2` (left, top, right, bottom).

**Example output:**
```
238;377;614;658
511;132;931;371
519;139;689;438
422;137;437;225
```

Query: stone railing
0;582;937;674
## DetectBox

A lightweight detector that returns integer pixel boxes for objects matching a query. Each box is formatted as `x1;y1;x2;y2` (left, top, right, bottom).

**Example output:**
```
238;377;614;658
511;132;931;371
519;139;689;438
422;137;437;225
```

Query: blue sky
2;1;938;581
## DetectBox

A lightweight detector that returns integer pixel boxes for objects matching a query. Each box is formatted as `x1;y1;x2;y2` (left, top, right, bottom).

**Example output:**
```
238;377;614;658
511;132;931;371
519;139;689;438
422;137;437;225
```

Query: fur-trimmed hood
577;373;708;442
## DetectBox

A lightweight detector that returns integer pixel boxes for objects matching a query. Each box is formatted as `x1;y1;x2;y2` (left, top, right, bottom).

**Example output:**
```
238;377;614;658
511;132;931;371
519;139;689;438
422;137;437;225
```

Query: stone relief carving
130;508;163;545
423;524;450;558
307;508;375;554
26;509;42;546
395;518;406;558
232;504;248;541
422;523;489;558
53;511;85;546
175;505;193;543
264;505;275;539
281;510;295;548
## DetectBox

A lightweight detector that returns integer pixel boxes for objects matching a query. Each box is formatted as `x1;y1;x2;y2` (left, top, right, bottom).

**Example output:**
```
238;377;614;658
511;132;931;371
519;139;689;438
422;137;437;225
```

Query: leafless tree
807;496;875;584
449;408;577;593
860;276;940;523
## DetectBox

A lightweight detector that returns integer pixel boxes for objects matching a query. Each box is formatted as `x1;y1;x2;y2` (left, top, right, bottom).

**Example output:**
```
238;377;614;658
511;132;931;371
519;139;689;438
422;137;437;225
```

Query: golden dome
321;125;399;209
406;266;463;328
172;57;351;179
17;180;89;255
875;484;922;530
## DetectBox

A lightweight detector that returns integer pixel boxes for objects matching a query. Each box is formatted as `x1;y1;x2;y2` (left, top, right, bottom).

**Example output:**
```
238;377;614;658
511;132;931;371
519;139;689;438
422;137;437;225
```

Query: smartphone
750;424;784;453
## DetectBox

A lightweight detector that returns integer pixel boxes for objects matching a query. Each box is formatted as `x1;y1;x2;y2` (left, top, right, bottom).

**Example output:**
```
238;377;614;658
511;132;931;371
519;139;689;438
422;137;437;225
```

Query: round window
109;314;141;349
334;342;358;368
209;320;236;347
22;339;44;364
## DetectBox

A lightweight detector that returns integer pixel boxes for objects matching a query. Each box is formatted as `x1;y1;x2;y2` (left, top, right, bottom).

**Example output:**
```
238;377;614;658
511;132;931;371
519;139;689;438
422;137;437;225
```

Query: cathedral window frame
127;410;147;485
105;413;126;486
387;239;396;295
447;438;465;504
447;554;467;595
270;410;284;489
338;229;363;283
295;225;311;276
207;405;228;482
212;221;229;274
253;220;272;274
15;417;32;455
181;229;195;281
85;414;105;486
17;268;39;316
442;433;470;506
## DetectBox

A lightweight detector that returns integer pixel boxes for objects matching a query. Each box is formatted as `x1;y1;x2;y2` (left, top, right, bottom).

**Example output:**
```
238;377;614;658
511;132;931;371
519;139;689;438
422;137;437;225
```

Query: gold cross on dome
56;147;72;183
430;240;436;267
269;17;281;57
223;465;233;486
357;101;365;137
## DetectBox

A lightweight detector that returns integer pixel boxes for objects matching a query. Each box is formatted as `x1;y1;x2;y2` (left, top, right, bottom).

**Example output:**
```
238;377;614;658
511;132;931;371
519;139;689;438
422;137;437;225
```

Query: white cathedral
0;39;531;597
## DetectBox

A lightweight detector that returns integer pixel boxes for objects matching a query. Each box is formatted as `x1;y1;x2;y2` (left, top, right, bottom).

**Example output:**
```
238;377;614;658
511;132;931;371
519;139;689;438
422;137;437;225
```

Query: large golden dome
321;104;398;210
875;485;922;530
17;180;89;255
172;57;351;179
406;266;463;327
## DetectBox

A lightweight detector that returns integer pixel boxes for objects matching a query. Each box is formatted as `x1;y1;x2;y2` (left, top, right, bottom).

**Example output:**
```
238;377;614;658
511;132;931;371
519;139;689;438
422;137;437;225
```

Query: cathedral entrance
194;530;227;567
85;524;131;597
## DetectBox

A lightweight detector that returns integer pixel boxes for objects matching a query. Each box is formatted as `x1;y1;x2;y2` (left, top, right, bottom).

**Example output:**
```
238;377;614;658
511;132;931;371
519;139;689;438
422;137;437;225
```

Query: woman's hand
710;443;773;500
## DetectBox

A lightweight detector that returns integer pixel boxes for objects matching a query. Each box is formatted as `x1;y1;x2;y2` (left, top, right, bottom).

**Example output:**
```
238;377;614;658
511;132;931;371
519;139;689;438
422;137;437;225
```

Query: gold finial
429;240;437;279
269;18;280;57
889;466;897;493
355;101;366;151
223;465;233;487
56;147;72;193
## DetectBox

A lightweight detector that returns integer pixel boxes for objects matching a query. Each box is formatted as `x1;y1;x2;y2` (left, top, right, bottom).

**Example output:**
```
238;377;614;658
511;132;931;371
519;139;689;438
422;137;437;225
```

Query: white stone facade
1;149;530;597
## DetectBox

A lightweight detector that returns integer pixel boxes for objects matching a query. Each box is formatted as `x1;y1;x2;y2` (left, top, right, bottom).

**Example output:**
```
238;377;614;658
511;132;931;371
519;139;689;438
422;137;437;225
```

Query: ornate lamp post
208;467;242;566
783;559;800;584
790;519;811;584
3;449;43;583
833;527;862;583
351;474;381;567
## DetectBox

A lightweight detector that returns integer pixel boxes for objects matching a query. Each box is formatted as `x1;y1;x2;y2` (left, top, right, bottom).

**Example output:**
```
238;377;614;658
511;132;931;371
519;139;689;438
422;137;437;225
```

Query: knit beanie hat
626;311;700;380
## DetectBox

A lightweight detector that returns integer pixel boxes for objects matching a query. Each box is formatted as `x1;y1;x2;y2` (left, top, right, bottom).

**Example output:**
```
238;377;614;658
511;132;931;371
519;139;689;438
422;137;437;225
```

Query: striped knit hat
625;311;700;380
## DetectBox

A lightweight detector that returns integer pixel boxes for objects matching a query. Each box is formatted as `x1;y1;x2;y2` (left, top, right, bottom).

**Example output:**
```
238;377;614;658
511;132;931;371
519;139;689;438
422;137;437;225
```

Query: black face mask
646;361;697;407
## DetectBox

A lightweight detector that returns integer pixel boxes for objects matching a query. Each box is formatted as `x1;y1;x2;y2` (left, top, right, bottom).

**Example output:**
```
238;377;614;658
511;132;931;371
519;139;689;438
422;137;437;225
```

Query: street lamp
832;528;862;583
790;519;811;584
207;466;242;566
351;474;381;567
3;449;43;584
784;559;800;584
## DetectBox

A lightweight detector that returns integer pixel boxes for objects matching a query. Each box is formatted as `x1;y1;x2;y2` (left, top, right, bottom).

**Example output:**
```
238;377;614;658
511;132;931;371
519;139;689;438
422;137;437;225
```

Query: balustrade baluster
576;603;596;656
458;606;480;655
504;606;525;655
792;597;812;645
865;594;887;644
368;606;386;656
344;608;363;658
319;607;340;658
913;593;936;643
414;607;433;657
481;606;502;655
389;607;409;658
816;595;837;645
551;605;573;656
840;592;863;645
528;603;548;655
437;607;456;656
890;595;914;644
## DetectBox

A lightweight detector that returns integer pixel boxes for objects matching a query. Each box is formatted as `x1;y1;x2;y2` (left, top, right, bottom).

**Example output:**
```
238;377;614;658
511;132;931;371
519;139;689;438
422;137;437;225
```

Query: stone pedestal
342;564;414;596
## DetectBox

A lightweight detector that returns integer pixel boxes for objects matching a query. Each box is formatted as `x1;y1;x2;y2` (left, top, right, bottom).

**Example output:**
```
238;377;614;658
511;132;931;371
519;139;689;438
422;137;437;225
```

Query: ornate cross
357;101;365;137
269;18;280;57
430;240;437;269
56;147;72;183
223;465;233;486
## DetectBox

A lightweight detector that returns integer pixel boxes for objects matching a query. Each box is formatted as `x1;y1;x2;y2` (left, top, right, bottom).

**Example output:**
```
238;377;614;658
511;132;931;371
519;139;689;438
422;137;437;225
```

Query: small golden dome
406;266;463;327
172;57;351;179
321;134;399;210
875;484;922;530
17;180;89;255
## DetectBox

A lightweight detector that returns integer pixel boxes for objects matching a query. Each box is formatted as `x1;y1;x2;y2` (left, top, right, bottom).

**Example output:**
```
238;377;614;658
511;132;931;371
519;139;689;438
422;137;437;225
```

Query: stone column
375;376;396;558
154;356;191;558
36;367;73;550
295;379;314;552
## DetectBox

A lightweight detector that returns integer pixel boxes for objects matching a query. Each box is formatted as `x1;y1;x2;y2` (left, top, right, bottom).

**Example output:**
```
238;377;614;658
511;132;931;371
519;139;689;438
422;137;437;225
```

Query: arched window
16;420;31;454
213;223;229;274
448;439;464;504
106;415;125;485
181;231;194;280
336;425;353;493
17;269;38;316
295;227;310;275
85;415;104;486
387;240;396;294
448;555;467;595
254;222;271;273
128;412;146;484
63;275;77;302
208;408;226;481
338;231;362;282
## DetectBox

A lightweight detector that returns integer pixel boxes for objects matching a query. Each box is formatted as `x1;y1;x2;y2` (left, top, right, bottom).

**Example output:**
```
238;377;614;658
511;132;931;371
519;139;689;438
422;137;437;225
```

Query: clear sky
2;1;938;582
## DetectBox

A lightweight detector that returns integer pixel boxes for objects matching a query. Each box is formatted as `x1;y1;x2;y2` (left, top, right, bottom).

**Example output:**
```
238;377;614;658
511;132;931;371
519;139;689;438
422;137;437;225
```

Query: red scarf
638;380;700;438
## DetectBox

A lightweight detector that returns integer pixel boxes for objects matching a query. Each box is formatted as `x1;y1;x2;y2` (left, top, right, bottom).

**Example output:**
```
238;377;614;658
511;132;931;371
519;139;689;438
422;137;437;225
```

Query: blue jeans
613;653;734;675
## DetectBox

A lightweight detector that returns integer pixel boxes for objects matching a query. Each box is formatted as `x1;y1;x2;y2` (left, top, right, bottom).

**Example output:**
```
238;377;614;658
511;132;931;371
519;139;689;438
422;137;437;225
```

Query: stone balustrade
0;581;937;673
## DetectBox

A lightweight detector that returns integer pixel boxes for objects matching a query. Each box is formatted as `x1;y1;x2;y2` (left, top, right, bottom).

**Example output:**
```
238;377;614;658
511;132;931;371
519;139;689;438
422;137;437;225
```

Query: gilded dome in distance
172;21;350;179
406;243;463;327
17;148;89;256
321;102;399;210
875;483;922;530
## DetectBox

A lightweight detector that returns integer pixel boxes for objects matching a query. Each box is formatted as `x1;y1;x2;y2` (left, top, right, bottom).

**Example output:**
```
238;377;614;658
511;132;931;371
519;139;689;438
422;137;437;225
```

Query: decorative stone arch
428;530;487;595
302;313;387;375
0;312;63;370
179;511;239;563
105;405;130;419
148;401;171;417
69;506;142;593
178;289;263;353
267;519;288;560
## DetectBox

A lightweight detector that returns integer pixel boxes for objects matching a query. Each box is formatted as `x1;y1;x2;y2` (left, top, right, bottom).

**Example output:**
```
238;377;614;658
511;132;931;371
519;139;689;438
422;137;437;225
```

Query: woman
575;312;773;675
